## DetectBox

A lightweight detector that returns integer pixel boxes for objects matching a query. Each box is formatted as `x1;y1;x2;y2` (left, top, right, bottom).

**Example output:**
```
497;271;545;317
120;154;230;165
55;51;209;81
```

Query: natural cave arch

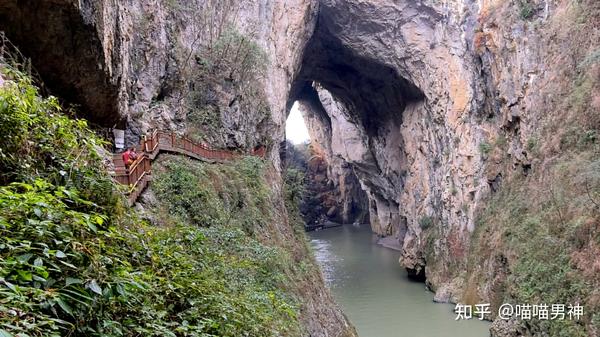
0;0;120;127
289;8;425;138
286;1;432;277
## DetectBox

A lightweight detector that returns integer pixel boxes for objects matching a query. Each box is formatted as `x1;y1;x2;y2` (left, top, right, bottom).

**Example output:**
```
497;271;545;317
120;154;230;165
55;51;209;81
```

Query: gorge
0;0;599;336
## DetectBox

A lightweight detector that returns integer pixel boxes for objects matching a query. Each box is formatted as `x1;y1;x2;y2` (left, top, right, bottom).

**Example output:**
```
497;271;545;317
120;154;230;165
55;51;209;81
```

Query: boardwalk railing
112;130;266;205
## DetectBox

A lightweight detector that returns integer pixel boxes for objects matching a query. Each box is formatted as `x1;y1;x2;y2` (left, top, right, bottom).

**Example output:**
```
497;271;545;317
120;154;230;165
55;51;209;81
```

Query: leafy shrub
0;179;300;336
153;156;271;234
120;224;300;337
153;157;226;227
284;167;306;233
419;216;434;230
526;137;538;152
479;141;493;156
149;156;302;336
0;180;132;336
0;66;119;209
284;168;305;206
518;0;535;19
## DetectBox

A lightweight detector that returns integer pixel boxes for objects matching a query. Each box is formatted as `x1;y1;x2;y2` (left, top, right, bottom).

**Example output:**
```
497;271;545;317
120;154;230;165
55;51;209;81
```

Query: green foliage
419;216;434;230
121;224;300;337
153;156;271;235
506;216;590;336
495;134;507;148
578;48;600;70
0;67;119;208
478;141;493;156
450;184;458;196
200;27;267;84
284;168;305;207
150;155;302;336
461;203;470;214
186;105;222;142
526;137;539;153
0;180;131;336
569;74;594;115
284;167;306;233
0;178;300;336
163;0;186;13
471;152;600;336
184;25;271;145
153;157;225;227
0;69;301;336
560;126;598;150
285;141;309;172
518;0;535;19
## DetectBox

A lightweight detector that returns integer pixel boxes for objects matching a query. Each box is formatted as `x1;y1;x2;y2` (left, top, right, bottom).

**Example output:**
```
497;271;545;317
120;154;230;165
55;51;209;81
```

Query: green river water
309;224;490;337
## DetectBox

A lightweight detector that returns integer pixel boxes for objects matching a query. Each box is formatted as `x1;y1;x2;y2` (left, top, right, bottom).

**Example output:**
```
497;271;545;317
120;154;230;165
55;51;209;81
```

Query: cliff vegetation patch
0;65;302;336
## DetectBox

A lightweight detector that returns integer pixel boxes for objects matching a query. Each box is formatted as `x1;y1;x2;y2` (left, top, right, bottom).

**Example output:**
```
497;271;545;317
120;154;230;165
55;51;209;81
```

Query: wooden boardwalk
112;130;266;205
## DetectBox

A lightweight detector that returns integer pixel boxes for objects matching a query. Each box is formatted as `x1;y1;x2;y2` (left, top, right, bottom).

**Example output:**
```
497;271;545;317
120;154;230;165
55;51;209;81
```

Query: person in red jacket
122;147;138;169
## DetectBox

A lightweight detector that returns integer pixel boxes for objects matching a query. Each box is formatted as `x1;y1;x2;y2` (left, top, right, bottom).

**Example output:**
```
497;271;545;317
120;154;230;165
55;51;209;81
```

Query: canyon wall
293;92;370;226
293;0;598;335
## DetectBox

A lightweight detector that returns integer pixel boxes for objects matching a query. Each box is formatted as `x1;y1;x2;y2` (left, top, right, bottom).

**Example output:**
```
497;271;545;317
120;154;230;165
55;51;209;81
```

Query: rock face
288;0;599;336
304;148;369;225
292;0;487;276
287;139;369;227
0;0;316;151
289;89;370;227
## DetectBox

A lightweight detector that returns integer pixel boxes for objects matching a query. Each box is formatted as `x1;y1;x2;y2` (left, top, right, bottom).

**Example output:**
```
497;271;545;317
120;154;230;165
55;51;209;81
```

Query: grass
518;0;535;20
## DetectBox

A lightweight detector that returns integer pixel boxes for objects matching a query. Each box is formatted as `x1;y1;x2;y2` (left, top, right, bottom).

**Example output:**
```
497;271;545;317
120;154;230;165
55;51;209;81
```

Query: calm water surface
309;224;490;337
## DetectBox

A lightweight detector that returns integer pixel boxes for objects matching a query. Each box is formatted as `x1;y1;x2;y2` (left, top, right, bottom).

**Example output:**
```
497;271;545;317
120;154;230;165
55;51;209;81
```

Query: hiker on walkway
122;147;138;169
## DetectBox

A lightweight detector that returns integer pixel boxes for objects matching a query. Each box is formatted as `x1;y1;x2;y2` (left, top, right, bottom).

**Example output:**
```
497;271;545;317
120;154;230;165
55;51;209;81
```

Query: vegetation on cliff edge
0;66;302;336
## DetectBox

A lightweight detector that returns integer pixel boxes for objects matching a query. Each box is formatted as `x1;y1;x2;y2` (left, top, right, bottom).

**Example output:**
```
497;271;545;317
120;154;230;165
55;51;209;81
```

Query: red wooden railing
112;130;266;205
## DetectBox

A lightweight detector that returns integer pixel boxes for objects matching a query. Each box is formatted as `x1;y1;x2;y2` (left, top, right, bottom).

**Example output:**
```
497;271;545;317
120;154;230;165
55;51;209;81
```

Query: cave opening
286;5;427;280
286;101;311;146
284;92;371;231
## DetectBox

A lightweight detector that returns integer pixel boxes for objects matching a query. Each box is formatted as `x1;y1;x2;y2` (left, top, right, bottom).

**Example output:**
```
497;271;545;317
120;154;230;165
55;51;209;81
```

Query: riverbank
305;220;345;232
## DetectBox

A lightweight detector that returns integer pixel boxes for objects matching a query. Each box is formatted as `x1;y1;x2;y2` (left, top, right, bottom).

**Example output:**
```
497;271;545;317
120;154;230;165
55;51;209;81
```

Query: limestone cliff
298;92;370;226
0;0;317;151
285;140;369;227
292;0;599;336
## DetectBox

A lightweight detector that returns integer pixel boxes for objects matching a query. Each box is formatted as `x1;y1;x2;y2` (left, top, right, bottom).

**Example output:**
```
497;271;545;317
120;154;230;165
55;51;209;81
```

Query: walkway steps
111;130;266;206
